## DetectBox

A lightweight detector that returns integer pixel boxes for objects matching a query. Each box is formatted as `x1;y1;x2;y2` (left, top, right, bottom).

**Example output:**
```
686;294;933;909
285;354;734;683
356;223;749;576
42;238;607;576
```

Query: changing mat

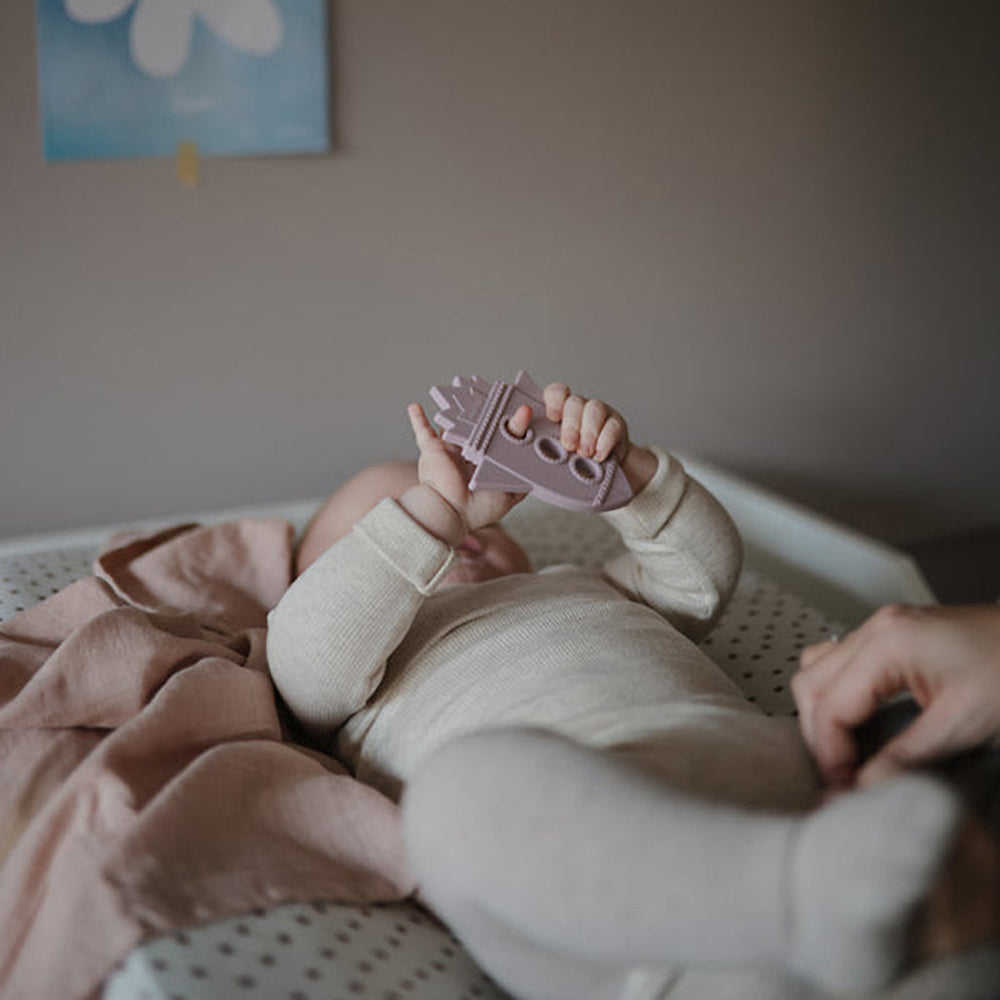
3;469;984;1000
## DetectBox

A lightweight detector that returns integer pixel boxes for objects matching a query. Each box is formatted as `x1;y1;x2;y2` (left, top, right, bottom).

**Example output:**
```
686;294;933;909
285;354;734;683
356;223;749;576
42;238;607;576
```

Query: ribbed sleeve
601;446;688;539
266;499;456;743
355;499;457;594
600;447;743;641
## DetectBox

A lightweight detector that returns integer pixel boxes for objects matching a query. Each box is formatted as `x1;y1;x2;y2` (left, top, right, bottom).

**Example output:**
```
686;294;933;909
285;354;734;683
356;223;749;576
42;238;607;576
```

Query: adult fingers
794;616;888;751
799;618;873;673
800;636;842;671
808;643;913;785
857;696;968;786
792;627;878;772
792;637;852;747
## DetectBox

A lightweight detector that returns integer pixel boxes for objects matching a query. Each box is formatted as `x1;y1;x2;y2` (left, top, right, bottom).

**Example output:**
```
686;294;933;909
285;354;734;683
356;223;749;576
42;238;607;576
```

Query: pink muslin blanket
0;520;415;1000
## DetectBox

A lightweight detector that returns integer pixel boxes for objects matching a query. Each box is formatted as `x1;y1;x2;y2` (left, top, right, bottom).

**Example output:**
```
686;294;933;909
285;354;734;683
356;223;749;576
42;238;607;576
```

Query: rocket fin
513;369;543;400
470;460;532;494
433;411;456;432
430;384;459;412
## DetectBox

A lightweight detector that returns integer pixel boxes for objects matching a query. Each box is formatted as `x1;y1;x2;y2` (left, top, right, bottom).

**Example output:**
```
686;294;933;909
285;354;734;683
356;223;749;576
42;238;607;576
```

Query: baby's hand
542;383;629;462
404;403;528;543
541;383;657;493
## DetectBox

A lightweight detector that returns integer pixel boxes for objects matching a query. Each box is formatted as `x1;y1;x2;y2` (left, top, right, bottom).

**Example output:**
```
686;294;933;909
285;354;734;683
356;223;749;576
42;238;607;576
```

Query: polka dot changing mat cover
0;504;842;1000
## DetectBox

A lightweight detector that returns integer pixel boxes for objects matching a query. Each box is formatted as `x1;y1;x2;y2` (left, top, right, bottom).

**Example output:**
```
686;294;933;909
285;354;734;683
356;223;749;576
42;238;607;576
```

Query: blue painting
36;0;330;161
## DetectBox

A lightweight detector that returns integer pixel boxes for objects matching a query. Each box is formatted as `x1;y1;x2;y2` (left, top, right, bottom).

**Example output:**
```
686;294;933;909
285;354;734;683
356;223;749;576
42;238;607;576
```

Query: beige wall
2;1;998;544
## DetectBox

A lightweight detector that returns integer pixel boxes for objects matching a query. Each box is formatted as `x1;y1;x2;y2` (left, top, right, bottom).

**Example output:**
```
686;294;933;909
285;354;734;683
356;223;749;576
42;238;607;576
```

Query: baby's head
296;460;532;586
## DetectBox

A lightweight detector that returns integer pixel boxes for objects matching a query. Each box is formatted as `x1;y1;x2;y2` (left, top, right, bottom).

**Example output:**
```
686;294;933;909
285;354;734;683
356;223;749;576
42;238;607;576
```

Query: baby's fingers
541;383;628;460
407;403;441;452
543;383;571;423
594;412;628;462
578;399;608;458
559;394;587;451
506;404;533;439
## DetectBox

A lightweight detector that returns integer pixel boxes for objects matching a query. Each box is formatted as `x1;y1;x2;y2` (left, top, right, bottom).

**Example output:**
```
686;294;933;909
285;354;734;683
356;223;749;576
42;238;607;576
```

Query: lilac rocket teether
429;370;634;513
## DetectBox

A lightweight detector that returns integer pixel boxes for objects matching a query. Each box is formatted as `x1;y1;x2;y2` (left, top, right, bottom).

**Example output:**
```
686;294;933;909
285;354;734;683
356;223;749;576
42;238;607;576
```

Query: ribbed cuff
354;498;457;594
601;446;687;539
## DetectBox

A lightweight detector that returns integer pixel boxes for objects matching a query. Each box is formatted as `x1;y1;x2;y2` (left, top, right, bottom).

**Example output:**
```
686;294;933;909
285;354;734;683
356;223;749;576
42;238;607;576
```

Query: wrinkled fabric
0;520;415;1000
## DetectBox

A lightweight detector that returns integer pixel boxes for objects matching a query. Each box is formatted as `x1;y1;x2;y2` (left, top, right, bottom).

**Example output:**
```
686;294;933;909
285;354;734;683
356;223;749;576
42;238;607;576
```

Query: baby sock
403;727;962;999
786;773;963;994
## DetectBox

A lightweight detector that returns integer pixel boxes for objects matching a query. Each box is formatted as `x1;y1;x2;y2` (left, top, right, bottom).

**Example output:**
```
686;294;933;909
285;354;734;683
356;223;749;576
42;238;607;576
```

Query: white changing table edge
680;455;936;625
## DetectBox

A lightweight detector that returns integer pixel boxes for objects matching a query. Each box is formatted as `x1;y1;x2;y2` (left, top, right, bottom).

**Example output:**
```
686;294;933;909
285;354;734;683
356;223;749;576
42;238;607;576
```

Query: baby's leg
603;709;821;813
409;901;643;1000
403;727;961;1000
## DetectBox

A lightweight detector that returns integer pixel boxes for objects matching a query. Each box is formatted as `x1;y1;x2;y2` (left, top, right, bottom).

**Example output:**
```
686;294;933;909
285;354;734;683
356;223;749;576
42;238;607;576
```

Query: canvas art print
35;0;330;161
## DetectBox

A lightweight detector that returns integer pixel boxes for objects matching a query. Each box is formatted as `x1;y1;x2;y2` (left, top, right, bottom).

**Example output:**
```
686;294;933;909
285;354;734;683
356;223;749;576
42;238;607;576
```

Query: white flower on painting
65;0;284;78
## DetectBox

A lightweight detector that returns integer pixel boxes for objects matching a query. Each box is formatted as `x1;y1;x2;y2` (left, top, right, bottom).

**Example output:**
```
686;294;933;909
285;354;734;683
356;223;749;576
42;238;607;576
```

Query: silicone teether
429;371;634;512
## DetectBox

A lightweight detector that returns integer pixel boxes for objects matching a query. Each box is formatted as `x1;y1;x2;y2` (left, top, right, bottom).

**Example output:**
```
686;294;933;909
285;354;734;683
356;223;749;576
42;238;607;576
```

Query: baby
268;382;965;1000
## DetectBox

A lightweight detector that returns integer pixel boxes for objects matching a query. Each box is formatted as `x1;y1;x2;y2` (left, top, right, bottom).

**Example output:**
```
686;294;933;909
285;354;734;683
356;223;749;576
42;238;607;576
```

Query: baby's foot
786;774;962;994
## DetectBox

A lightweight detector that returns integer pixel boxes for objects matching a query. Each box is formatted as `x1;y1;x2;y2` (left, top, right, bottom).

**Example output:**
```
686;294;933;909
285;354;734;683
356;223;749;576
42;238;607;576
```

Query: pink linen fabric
0;520;415;1000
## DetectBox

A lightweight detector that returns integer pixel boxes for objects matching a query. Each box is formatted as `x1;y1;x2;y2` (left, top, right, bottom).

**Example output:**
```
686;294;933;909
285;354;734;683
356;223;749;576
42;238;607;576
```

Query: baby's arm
601;451;742;641
543;383;741;641
267;490;459;745
268;404;531;744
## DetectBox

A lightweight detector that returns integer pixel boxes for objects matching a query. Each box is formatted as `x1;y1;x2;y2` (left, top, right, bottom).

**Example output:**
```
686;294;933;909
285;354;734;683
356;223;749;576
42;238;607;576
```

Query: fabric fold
0;519;415;1000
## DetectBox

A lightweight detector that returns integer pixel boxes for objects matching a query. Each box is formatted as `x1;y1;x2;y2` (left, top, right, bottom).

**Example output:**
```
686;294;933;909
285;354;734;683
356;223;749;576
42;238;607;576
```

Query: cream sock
403;727;961;999
787;774;962;993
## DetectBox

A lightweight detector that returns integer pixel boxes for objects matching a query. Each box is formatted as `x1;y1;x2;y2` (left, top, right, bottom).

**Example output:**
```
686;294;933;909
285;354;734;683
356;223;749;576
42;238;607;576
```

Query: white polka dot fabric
704;569;840;716
0;545;95;620
102;901;502;1000
0;503;844;1000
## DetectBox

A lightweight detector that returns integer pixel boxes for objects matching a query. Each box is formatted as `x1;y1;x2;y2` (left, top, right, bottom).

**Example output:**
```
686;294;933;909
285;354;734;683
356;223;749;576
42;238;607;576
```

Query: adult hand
541;382;658;494
792;604;1000;788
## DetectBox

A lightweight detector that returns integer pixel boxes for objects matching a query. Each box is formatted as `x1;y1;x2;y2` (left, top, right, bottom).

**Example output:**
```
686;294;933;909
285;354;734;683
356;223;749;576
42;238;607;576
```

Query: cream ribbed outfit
267;450;961;1000
268;449;815;807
